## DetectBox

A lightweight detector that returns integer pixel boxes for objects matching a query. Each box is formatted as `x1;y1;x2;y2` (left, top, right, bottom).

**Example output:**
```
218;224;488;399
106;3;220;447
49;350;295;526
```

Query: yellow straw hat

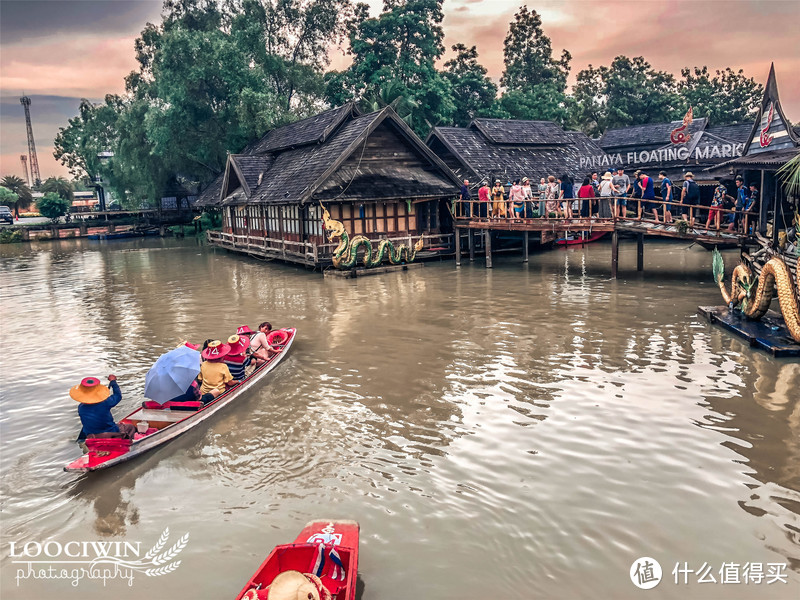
267;571;321;600
69;377;111;404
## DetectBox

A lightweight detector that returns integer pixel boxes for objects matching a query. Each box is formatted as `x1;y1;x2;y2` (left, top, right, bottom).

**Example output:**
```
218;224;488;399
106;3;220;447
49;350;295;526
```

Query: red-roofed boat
236;520;359;600
64;328;297;473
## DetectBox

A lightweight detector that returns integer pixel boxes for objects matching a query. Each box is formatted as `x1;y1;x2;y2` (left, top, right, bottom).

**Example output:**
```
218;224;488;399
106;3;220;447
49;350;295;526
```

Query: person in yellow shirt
198;340;236;403
491;181;506;218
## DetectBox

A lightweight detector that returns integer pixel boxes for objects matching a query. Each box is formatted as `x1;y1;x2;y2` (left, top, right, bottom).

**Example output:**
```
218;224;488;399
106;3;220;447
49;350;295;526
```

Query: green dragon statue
321;203;423;269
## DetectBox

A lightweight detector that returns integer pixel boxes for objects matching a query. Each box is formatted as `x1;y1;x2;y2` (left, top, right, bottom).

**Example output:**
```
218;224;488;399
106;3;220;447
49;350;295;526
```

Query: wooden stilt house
199;104;460;266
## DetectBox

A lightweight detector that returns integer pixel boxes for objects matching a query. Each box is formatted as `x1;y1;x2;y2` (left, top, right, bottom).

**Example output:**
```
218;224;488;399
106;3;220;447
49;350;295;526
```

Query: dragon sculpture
712;248;800;342
321;203;423;269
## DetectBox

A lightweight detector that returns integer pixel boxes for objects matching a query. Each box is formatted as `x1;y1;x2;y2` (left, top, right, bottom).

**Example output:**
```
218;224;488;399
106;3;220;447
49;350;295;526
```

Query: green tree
443;44;497;127
677;67;762;123
329;0;455;135
40;176;75;202
569;56;681;133
0;187;19;210
37;192;70;222
495;5;571;123
0;175;33;217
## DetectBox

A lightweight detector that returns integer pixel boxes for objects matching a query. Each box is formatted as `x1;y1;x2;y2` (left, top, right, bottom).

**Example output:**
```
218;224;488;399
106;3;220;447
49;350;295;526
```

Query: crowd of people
458;169;759;231
71;322;283;440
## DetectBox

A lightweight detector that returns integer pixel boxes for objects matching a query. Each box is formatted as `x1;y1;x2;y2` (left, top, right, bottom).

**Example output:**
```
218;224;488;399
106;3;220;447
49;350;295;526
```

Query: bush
37;192;70;222
0;229;24;244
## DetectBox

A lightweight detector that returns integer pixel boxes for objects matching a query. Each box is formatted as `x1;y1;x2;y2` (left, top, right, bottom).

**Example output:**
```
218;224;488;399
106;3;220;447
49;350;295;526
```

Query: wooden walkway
453;197;754;277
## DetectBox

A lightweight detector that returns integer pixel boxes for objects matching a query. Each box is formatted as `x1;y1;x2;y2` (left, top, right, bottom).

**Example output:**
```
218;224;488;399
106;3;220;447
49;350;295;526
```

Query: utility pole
20;155;30;187
20;96;41;186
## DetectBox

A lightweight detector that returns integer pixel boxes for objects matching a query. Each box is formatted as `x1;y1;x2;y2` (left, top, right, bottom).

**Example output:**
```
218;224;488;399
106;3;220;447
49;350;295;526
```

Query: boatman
71;375;136;439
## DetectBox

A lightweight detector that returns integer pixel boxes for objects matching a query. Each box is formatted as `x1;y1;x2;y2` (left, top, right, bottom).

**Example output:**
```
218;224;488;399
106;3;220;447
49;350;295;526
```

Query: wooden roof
742;63;799;157
598;118;708;151
427;120;607;181
200;105;460;207
471;118;569;145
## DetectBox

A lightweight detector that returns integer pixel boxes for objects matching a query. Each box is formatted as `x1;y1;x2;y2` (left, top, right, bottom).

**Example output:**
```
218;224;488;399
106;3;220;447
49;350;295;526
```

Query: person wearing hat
491;180;506;218
72;375;137;439
242;570;332;600
198;340;235;402
597;172;616;219
521;177;534;218
223;334;251;381
680;172;700;227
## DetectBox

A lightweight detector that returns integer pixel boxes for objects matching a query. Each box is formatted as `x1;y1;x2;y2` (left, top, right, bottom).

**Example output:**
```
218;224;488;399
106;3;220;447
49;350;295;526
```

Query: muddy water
0;237;798;599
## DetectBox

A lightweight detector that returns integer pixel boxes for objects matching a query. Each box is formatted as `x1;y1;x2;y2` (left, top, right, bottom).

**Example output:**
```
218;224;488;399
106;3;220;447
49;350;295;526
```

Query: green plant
0;229;24;244
37;193;70;222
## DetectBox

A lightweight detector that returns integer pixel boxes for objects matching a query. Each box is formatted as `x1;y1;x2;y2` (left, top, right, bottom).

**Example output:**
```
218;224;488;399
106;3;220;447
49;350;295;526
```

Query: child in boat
72;375;137;439
198;341;236;403
224;334;251;381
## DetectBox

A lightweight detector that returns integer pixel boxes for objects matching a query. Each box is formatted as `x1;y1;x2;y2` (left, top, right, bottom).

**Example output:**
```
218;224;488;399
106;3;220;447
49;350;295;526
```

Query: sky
1;0;798;180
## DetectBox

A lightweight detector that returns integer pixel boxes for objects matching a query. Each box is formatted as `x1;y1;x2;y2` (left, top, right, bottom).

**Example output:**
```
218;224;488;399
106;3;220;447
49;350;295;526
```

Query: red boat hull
556;231;607;245
236;520;359;600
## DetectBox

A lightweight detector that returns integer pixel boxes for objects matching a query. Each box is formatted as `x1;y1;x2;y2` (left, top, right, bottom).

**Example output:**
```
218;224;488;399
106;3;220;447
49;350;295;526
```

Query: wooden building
426;118;609;183
710;63;800;240
199;104;460;266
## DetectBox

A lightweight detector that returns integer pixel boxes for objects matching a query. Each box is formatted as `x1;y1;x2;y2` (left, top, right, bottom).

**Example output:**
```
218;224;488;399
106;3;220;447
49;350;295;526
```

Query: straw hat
70;377;111;404
602;172;613;180
201;340;230;361
227;334;250;356
236;325;255;336
684;172;694;178
266;571;331;600
522;176;529;183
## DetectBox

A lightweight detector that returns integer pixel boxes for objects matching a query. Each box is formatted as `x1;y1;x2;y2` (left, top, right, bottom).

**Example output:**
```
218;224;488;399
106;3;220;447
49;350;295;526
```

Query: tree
0;187;19;211
328;0;455;135
443;44;497;127
0;175;33;218
496;5;571;123
677;67;762;123
40;176;75;202
569;56;681;133
37;192;70;222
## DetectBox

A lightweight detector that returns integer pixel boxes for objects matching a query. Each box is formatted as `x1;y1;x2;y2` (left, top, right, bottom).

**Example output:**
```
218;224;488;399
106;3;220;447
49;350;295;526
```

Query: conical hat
69;377;111;404
267;571;320;600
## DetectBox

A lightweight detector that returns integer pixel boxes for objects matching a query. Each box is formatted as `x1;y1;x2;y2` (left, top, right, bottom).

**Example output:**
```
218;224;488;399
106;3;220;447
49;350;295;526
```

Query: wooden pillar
611;230;619;279
485;229;493;268
455;226;462;266
79;222;87;235
637;233;644;272
468;228;475;262
523;231;529;263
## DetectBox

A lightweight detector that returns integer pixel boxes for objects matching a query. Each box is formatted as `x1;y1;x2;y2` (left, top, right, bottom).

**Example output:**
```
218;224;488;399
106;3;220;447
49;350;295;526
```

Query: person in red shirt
577;177;595;218
477;180;490;218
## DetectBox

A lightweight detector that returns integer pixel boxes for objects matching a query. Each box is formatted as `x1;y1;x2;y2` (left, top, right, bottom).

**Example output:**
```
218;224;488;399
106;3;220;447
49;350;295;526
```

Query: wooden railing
454;197;758;235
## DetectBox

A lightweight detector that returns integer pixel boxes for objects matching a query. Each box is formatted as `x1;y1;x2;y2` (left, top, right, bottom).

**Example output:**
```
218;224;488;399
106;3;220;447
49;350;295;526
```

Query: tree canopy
443;44;497;127
0;175;33;217
40;176;75;202
37;192;71;222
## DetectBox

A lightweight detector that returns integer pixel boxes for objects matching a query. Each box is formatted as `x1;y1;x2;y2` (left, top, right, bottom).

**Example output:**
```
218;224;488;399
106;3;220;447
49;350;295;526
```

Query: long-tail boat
236;520;359;600
64;328;297;473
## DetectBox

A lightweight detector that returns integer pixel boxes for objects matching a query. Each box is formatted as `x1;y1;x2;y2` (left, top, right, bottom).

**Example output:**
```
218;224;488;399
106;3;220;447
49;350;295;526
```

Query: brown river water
0;237;798;600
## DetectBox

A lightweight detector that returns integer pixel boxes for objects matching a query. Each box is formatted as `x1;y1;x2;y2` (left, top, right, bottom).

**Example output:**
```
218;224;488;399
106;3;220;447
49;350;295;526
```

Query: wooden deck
698;306;800;357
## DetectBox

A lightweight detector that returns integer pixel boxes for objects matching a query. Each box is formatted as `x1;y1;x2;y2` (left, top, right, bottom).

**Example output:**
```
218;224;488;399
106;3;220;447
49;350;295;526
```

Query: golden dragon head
414;237;424;252
320;201;345;243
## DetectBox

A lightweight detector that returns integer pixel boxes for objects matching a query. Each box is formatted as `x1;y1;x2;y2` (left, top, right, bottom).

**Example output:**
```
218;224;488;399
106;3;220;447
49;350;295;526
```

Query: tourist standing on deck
590;171;600;196
744;183;759;234
538;178;548;217
521;177;533;217
658;171;674;223
491;180;505;218
638;171;658;222
729;175;748;231
460;179;471;217
598;172;616;219
559;174;574;219
578;178;595;218
612;167;631;218
477;180;490;218
509;179;524;219
545;176;560;218
706;181;727;230
681;172;700;228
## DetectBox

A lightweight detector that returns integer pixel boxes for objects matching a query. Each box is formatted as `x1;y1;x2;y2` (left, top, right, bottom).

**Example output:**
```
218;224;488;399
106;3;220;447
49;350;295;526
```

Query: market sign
580;142;745;170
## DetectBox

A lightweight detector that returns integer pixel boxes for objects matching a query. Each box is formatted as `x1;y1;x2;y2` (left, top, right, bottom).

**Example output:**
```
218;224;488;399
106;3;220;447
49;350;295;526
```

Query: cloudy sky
1;0;798;180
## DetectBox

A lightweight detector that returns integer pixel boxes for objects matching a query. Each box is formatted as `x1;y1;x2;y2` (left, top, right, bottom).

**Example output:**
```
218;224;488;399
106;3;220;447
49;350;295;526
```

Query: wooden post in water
523;231;529;263
611;230;619;279
455;227;462;266
468;229;474;262
637;233;644;272
485;229;493;268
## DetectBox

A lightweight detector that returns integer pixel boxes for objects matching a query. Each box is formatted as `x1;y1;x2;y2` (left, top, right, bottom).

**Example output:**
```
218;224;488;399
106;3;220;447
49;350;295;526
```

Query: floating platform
698;306;800;357
324;263;424;279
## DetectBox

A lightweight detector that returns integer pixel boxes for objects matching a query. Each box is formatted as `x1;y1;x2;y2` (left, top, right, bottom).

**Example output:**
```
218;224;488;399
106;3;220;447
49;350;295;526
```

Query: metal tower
20;155;30;187
20;96;41;185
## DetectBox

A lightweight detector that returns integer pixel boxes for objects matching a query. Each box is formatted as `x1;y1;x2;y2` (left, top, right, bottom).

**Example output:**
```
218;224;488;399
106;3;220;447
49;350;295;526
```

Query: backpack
686;180;700;202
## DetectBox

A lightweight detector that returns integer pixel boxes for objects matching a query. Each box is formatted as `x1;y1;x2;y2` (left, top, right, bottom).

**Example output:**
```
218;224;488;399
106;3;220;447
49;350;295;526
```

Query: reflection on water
0;237;798;599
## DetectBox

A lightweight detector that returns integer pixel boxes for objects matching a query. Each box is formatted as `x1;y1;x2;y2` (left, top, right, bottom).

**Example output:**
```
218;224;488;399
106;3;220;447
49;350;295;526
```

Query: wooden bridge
453;196;756;277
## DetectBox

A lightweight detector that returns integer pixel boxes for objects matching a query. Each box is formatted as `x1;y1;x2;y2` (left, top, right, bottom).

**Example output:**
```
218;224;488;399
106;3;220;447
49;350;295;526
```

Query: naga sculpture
712;248;800;342
321;203;423;269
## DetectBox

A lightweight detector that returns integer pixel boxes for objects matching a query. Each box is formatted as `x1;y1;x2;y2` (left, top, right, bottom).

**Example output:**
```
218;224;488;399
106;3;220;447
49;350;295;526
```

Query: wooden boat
87;229;160;240
235;520;359;600
64;328;296;473
556;231;607;246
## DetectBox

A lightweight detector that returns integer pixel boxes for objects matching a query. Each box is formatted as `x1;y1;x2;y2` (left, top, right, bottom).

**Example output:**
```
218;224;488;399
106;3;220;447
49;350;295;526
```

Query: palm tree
777;152;800;198
0;175;33;218
40;176;75;203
